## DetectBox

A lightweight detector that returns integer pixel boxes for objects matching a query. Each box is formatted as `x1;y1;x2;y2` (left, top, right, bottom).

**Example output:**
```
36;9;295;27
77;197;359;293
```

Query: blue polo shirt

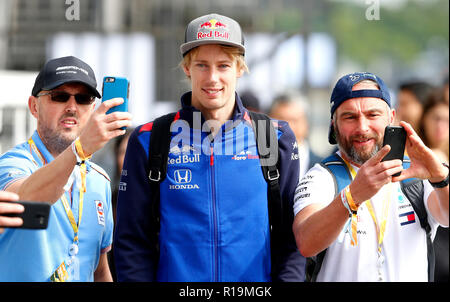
0;131;113;282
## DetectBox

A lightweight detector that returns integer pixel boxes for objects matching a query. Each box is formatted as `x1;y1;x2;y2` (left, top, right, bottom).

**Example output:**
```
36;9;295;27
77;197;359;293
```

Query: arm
114;128;158;281
394;121;449;226
272;121;306;282
293;196;350;257
293;146;403;257
94;252;113;282
6;99;131;204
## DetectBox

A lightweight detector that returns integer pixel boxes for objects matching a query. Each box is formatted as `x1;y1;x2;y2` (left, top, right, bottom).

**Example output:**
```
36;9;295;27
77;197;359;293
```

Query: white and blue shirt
0;131;113;282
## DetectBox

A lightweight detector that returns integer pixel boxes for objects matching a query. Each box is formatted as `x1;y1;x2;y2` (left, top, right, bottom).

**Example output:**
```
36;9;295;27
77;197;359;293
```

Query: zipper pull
210;145;214;166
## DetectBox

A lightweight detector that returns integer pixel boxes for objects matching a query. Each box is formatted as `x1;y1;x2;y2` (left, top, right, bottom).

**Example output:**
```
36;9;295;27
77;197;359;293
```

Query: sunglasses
37;91;96;105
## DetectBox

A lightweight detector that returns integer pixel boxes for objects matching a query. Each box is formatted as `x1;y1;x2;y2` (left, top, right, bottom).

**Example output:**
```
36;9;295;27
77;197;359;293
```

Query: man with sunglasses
0;56;131;281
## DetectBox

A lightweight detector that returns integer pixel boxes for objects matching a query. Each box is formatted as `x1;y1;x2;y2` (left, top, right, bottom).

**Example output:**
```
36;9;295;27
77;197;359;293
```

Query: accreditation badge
50;261;69;282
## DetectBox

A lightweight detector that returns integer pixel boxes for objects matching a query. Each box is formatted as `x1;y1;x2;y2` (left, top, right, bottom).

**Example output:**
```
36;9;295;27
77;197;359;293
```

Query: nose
356;116;370;133
65;95;78;113
207;67;219;83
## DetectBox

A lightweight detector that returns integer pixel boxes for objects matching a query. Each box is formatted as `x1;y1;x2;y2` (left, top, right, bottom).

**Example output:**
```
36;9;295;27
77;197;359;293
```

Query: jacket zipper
210;143;219;282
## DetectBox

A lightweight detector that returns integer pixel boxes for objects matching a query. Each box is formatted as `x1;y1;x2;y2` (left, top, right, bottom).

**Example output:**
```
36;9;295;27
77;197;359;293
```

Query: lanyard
28;138;47;166
28;137;85;244
341;156;392;254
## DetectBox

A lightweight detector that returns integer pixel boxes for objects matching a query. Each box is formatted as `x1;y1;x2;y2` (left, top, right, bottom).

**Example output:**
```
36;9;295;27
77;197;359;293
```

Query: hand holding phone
382;125;407;177
1;201;50;229
102;76;130;117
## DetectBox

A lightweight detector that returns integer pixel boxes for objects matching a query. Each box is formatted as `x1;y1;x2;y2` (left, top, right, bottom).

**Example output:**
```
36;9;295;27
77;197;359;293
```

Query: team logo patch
95;200;105;226
169;144;197;155
399;211;416;226
169;169;200;190
231;150;259;161
119;181;127;191
174;169;192;184
197;18;229;40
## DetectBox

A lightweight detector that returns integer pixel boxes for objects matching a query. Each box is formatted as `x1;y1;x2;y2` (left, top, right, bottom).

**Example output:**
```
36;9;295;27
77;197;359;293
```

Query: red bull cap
180;13;245;56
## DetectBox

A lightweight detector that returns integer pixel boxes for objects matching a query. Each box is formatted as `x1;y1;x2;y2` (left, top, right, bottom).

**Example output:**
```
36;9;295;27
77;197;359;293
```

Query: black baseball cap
328;72;391;144
32;56;101;98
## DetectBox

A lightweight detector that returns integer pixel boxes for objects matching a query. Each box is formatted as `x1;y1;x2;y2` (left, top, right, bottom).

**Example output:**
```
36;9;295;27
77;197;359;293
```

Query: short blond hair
180;45;249;76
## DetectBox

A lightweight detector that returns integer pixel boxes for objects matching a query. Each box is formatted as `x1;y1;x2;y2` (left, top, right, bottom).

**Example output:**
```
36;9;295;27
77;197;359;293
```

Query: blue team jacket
114;92;305;282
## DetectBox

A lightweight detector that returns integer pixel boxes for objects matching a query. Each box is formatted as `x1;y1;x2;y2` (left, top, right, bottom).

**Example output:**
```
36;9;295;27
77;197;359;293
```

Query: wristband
71;140;82;165
344;185;359;212
429;163;449;188
74;138;91;161
340;189;352;214
71;137;91;164
70;137;91;193
340;186;359;246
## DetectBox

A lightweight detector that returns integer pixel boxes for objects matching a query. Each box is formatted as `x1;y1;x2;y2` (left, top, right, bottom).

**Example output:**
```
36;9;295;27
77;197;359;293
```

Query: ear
28;96;38;119
183;64;191;78
236;67;244;79
390;108;396;124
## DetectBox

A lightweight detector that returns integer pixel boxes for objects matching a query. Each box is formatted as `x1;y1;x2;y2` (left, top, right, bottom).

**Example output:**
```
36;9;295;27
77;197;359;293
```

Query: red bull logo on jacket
197;18;229;40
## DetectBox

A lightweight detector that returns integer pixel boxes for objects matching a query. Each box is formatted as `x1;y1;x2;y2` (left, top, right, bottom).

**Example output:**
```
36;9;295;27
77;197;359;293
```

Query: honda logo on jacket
170;169;199;190
174;169;192;184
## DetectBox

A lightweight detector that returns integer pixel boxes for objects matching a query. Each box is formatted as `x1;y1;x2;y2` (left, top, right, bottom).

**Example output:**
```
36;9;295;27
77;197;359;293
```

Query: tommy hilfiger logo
399;211;416;226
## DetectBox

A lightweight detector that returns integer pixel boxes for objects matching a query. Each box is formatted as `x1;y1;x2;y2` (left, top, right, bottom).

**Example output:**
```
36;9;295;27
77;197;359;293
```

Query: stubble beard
335;124;382;165
38;114;78;156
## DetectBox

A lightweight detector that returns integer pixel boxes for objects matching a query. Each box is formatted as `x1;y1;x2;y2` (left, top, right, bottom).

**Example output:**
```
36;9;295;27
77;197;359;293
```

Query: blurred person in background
0;191;22;233
395;81;435;133
269;94;322;179
418;86;449;282
443;76;449;104
0;56;132;282
240;90;262;112
418;88;449;163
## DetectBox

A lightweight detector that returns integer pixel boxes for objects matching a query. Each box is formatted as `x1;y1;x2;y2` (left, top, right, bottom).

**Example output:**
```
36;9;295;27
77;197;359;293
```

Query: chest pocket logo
95;200;105;226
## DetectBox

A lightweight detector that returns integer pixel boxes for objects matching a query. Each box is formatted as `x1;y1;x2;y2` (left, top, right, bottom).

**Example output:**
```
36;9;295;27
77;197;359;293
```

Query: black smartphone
2;201;50;229
382;126;407;177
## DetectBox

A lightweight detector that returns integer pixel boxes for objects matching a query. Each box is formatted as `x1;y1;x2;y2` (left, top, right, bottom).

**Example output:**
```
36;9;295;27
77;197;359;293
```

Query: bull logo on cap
199;19;227;30
197;18;229;40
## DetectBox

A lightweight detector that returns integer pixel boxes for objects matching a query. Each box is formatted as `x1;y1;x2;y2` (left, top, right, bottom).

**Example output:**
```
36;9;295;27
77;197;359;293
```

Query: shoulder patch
89;162;111;182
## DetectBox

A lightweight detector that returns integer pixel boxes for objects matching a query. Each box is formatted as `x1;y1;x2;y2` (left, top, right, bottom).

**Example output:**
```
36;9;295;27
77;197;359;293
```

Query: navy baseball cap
328;72;391;144
32;56;101;98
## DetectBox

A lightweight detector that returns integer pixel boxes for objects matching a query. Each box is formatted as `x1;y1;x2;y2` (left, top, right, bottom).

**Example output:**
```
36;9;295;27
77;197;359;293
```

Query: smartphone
2;201;50;229
102;76;130;115
382;126;407;177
